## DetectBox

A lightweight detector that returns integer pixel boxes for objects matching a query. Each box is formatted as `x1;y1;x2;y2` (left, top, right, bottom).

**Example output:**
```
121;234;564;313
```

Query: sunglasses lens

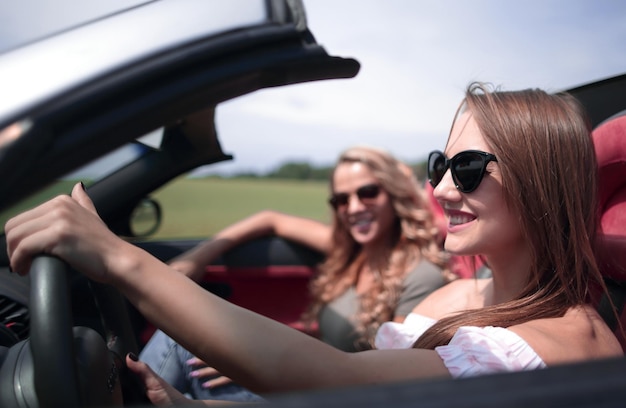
329;184;381;210
452;152;485;192
357;184;380;200
329;193;348;209
428;151;447;188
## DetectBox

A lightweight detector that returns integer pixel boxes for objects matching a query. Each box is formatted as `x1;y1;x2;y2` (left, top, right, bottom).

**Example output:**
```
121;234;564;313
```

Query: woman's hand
187;357;234;389
5;182;128;283
126;354;200;406
167;239;224;282
169;258;204;280
128;354;256;406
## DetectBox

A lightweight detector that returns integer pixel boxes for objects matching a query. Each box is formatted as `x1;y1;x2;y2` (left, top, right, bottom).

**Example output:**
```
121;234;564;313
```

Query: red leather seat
593;112;626;351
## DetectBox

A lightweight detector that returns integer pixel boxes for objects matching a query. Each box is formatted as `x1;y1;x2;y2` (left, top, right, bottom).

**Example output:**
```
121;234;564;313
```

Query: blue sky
2;1;626;176
206;0;626;175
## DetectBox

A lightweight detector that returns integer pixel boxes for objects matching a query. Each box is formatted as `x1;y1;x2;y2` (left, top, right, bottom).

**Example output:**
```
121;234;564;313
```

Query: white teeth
449;214;474;225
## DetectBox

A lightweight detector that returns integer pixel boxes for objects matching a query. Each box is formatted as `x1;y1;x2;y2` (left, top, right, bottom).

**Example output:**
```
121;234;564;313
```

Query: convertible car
1;1;626;407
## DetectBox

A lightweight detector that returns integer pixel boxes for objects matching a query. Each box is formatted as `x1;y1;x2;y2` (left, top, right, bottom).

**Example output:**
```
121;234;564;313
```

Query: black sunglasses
428;150;498;193
329;183;381;210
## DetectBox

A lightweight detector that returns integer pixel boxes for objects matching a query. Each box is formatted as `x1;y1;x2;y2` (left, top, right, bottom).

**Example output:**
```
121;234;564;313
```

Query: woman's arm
6;184;450;394
169;210;332;281
121;251;451;392
508;307;623;365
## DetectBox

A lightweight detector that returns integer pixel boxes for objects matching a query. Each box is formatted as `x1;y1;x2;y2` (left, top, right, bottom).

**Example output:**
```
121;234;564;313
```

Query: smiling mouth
449;213;476;226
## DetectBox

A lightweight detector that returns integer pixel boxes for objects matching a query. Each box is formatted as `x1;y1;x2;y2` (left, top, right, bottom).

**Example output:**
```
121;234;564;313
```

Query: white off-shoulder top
375;313;546;378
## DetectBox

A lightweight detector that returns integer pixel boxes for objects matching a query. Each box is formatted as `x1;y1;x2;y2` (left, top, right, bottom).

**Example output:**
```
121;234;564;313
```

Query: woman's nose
346;194;367;213
433;170;461;203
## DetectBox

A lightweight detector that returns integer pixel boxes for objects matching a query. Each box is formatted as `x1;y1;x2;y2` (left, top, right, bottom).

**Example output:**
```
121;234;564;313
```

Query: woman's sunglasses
329;183;381;210
428;150;498;193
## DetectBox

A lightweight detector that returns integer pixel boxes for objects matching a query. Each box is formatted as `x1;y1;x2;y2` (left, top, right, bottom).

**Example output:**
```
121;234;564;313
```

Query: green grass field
0;178;332;240
0;180;78;229
151;177;333;239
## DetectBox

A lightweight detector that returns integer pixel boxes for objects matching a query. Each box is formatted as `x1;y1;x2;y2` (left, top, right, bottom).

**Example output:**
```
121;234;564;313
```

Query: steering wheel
0;255;147;407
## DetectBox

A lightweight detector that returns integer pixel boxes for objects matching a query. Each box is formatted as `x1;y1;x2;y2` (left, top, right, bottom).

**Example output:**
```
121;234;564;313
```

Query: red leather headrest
594;114;626;236
591;114;626;351
593;113;626;282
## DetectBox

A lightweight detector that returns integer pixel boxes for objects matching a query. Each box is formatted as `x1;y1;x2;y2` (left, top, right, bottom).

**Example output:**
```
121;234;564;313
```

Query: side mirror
129;198;162;237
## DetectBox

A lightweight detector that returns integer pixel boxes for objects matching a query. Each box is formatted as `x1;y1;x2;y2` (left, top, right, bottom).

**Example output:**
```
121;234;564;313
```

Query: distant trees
229;160;428;182
266;162;332;181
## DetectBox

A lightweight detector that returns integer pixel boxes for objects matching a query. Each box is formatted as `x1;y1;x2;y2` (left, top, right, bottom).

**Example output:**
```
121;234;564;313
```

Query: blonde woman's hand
168;258;203;278
167;240;224;282
187;357;235;389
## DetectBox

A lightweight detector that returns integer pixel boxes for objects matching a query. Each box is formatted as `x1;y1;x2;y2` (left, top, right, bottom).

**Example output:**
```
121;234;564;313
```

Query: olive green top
317;260;445;352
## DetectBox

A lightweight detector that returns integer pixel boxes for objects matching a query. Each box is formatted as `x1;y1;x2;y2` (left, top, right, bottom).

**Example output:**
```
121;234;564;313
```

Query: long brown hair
415;82;606;349
303;146;450;349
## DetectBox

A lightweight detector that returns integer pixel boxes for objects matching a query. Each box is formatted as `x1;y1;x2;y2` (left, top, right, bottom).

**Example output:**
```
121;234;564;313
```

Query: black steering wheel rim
29;255;145;406
30;255;82;406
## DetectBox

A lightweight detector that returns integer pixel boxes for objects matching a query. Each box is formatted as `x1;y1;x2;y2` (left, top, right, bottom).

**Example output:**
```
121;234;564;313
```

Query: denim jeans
139;329;265;402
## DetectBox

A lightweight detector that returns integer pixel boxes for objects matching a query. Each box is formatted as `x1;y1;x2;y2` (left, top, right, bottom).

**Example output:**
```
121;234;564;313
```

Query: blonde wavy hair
303;146;451;349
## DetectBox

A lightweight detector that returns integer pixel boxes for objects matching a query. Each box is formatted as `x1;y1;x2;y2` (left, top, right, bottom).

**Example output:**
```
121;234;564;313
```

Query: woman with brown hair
6;82;622;405
138;145;450;400
376;83;622;366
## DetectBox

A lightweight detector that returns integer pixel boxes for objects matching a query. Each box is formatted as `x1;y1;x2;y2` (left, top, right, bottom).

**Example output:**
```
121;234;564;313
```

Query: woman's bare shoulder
412;278;492;319
509;305;623;366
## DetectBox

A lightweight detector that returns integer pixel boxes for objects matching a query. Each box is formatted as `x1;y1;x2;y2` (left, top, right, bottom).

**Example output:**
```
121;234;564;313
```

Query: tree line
225;160;429;182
